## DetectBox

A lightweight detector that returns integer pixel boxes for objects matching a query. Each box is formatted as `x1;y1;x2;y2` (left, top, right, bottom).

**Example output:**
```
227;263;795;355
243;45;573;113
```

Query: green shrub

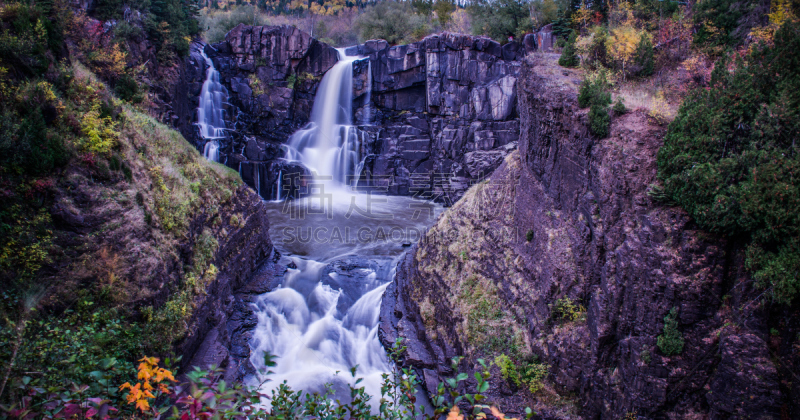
551;297;586;322
494;353;521;387
613;98;627;115
577;71;611;109
81;102;119;154
114;73;142;103
526;229;534;242
589;103;610;138
657;307;684;356
558;31;579;68
657;22;800;304
494;353;549;394
576;71;612;138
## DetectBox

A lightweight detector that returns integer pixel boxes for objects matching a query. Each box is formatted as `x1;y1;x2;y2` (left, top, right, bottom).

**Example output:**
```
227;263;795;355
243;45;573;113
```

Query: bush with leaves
468;0;533;42
657;307;684;356
354;1;432;45
657;22;800;304
2;341;537;420
613;98;627;114
493;354;549;395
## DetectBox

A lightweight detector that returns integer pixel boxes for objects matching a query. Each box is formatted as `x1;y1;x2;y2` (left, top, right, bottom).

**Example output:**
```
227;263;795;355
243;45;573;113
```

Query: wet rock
180;187;275;378
320;256;382;315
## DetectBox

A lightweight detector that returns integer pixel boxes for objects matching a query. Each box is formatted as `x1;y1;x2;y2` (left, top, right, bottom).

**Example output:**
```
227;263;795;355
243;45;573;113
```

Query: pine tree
551;9;571;39
558;32;579;68
588;103;610;137
634;34;654;77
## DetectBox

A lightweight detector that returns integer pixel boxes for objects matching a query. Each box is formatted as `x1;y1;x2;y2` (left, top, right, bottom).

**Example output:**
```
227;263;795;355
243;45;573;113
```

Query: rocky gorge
166;26;800;420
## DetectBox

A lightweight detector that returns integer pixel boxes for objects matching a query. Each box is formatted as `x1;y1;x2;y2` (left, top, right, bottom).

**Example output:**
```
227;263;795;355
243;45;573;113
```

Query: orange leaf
447;406;464;420
135;399;150;412
490;406;506;419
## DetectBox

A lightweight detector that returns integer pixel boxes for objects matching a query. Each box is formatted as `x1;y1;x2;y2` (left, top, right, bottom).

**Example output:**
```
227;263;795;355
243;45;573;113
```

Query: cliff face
175;27;537;204
177;186;274;375
381;55;792;418
347;33;523;202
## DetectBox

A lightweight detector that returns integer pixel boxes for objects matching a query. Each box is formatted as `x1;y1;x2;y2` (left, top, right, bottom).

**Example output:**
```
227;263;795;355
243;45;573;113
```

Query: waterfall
246;46;444;413
203;141;219;162
285;49;362;186
196;48;228;162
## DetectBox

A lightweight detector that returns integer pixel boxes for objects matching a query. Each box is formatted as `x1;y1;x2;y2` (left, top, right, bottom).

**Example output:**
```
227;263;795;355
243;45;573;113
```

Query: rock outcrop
177;186;276;377
380;55;795;418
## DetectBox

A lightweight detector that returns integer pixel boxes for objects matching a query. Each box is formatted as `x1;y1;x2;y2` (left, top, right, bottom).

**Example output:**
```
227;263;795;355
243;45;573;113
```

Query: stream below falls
245;191;443;406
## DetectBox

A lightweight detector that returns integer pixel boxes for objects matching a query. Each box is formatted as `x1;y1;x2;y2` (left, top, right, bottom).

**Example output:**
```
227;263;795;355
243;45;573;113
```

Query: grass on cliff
0;4;246;399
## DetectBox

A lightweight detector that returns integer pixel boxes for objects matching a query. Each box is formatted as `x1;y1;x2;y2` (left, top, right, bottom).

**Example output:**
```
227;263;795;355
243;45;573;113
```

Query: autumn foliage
119;357;176;413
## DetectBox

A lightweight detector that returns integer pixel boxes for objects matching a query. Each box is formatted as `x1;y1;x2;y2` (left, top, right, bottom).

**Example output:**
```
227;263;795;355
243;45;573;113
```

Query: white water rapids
243;48;443;408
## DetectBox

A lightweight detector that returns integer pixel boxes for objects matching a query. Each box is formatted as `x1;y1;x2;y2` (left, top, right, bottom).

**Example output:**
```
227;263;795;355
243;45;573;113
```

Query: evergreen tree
634;34;654;76
657;22;800;304
558;31;579;67
588;103;610;137
551;9;571;39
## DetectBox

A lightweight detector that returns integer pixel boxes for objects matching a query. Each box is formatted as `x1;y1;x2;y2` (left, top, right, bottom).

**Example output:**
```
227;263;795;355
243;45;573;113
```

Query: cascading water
196;48;228;162
246;48;443;411
285;49;362;185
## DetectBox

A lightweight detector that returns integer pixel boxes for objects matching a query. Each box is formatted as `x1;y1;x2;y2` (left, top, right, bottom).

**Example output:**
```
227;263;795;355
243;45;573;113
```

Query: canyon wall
380;56;796;418
174;26;536;204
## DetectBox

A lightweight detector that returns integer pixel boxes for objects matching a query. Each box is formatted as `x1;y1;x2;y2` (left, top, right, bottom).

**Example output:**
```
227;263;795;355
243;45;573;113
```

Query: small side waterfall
196;48;228;162
285;49;362;185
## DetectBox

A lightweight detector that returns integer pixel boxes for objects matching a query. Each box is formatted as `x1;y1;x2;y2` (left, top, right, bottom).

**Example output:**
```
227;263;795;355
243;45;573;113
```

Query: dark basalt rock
380;55;793;418
172;28;544;205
